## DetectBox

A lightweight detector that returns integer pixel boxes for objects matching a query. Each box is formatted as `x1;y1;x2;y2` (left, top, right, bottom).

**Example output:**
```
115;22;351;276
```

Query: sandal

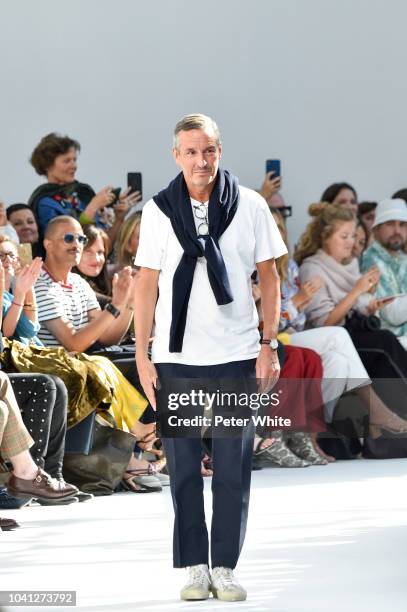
201;455;213;477
136;430;164;459
122;467;162;493
122;457;167;493
253;437;274;457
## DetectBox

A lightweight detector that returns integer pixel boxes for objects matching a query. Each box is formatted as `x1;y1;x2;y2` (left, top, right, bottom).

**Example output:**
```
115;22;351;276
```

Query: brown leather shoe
7;469;79;502
0;517;20;531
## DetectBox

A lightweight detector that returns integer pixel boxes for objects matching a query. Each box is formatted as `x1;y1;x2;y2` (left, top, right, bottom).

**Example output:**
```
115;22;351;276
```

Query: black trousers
348;328;407;378
155;359;256;569
348;328;407;417
9;374;68;479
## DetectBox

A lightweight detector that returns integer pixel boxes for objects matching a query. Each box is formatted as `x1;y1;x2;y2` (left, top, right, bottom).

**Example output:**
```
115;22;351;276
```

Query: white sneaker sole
180;587;210;600
211;586;247;601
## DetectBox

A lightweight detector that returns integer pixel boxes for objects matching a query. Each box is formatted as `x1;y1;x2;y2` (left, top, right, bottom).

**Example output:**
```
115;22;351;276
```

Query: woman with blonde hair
295;203;407;436
114;212;142;270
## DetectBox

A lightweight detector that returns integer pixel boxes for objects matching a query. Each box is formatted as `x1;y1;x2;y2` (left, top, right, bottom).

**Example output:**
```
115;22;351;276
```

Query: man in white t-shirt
134;114;287;602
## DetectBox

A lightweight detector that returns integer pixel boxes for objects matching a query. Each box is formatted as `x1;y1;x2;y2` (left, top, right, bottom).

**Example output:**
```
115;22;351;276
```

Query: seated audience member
361;199;407;349
358;201;377;237
0;370;79;529
270;207;404;438
35;216;134;351
74;224;112;306
112;212;142;273
0;201;19;243
320;182;358;214
28;132;140;244
295;203;407;432
6;203;42;257
0;236;43;345
353;218;369;259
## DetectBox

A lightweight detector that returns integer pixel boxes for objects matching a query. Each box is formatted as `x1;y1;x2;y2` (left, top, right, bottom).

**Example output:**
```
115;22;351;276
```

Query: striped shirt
35;267;100;346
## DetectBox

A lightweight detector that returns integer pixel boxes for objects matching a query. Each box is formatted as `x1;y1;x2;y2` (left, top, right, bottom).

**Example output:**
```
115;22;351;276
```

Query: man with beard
361;198;407;349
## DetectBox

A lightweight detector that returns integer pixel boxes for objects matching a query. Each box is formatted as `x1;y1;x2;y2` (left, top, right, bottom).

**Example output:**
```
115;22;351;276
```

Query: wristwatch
104;303;121;319
260;338;279;350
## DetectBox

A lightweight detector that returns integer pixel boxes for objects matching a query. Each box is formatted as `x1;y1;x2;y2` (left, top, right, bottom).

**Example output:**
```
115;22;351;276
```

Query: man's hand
256;345;280;393
136;355;159;410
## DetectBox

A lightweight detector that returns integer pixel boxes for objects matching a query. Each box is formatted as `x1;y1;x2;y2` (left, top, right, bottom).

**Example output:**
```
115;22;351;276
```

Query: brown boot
7;468;78;502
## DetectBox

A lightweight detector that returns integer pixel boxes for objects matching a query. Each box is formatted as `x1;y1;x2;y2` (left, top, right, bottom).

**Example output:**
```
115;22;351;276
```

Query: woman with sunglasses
28;132;141;245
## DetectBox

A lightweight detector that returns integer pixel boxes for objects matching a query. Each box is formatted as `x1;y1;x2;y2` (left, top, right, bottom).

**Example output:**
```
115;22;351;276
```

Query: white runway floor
1;458;407;612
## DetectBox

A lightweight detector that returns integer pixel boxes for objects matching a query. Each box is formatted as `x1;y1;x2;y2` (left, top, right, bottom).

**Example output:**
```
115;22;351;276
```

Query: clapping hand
14;257;43;298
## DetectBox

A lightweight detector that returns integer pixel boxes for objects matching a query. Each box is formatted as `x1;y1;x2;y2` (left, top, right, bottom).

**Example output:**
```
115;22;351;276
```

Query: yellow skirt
0;340;147;429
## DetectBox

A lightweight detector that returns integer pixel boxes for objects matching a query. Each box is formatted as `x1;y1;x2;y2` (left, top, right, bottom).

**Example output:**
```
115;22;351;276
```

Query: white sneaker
180;564;211;600
211;566;247;601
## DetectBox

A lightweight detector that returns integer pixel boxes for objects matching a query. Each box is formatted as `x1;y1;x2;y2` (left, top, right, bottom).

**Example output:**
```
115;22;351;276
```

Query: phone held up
266;159;281;179
127;172;143;200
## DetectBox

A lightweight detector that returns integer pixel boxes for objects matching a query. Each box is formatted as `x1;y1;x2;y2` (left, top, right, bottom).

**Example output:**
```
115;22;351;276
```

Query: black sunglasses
278;206;292;219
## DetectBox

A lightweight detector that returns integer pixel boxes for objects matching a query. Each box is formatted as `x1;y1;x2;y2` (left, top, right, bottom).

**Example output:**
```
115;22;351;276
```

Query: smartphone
17;243;32;266
127;172;143;200
266;159;281;179
381;293;407;300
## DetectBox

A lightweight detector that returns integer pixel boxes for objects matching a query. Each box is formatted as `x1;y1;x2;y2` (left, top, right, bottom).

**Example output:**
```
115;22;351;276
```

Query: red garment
268;345;326;432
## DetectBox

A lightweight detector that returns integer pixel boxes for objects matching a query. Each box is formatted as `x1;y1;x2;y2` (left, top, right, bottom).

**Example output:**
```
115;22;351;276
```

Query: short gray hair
173;113;221;150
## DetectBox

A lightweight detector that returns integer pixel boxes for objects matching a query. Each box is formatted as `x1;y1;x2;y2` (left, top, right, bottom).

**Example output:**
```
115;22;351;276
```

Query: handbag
62;413;136;496
344;311;381;332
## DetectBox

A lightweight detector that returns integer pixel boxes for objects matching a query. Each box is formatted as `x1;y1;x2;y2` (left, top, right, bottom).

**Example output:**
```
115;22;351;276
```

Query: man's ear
173;147;181;168
43;238;51;253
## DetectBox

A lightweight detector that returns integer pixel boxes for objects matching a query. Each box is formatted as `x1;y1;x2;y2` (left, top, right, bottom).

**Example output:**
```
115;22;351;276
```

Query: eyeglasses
193;204;209;236
0;252;18;262
59;233;88;245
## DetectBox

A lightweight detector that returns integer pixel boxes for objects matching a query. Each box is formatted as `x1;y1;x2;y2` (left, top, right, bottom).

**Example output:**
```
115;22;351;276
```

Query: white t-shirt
135;185;287;365
35;268;100;346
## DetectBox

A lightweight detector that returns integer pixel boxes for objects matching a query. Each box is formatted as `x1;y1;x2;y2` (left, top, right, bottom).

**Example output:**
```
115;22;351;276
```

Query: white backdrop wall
1;0;407;243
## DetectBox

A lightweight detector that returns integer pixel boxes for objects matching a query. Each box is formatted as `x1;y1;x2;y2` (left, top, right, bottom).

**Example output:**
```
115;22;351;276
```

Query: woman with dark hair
321;182;358;214
353;218;369;259
74;225;112;306
358;201;377;234
28;132;140;243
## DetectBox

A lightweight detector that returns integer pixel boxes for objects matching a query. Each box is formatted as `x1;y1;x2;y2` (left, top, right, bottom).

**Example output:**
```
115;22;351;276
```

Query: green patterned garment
361;240;407;339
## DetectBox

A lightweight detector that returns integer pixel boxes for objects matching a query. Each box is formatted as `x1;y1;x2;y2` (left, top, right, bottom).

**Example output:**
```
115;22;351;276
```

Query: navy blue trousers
155;359;256;569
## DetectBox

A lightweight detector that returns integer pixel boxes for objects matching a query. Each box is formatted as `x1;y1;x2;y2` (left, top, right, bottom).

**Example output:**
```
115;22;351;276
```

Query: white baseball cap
372;198;407;227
